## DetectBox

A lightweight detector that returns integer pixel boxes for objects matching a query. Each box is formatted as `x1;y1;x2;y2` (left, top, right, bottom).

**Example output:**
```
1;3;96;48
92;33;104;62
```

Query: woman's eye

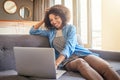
55;16;59;19
54;17;57;20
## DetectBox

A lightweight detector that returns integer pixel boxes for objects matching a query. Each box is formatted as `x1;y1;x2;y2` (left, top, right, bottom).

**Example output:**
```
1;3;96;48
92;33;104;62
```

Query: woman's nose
52;20;56;24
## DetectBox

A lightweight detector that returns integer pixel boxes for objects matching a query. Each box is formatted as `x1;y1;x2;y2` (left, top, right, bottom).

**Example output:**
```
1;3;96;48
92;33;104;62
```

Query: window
79;0;101;49
64;0;73;24
91;0;101;49
55;0;61;4
80;0;88;44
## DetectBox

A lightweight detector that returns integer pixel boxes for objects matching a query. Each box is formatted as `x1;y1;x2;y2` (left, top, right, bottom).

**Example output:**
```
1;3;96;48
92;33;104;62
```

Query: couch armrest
88;48;120;61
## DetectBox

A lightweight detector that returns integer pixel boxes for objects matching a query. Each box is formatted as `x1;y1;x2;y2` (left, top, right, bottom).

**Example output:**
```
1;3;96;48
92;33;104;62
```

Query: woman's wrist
34;20;44;29
56;54;65;67
55;62;59;68
56;61;60;67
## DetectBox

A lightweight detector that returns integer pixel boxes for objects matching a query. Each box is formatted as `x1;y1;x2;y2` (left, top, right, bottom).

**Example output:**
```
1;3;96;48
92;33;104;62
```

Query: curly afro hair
44;5;71;29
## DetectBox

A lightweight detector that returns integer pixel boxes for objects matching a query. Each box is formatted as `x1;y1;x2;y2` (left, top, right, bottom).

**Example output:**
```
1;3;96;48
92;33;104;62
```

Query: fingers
44;8;50;14
55;63;58;70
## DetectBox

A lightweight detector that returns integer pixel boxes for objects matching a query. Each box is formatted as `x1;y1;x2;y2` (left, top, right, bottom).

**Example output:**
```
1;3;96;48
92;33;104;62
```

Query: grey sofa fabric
89;49;120;61
0;35;120;80
0;35;50;71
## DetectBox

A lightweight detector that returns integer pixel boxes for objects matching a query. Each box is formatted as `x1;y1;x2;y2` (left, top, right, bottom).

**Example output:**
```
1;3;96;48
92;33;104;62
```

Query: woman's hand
44;8;50;14
55;54;65;69
55;62;59;70
33;8;50;30
34;20;44;29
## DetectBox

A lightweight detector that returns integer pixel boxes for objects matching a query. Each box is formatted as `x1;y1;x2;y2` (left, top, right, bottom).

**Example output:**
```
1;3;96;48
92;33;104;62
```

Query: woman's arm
34;19;44;29
34;7;49;29
29;19;49;37
55;54;65;69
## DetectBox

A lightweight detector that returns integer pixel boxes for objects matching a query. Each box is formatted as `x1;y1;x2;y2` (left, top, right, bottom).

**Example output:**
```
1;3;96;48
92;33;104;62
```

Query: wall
0;21;38;34
0;0;54;34
0;0;33;20
102;0;120;51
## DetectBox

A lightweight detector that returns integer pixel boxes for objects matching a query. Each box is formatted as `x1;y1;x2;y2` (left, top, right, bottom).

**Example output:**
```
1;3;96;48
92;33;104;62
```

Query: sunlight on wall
0;21;38;34
102;0;120;51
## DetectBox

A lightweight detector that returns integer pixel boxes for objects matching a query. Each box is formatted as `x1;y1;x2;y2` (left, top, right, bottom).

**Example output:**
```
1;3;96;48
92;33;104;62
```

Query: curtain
33;0;54;21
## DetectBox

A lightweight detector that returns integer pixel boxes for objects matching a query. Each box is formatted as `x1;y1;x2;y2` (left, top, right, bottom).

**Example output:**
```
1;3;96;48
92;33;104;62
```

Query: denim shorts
58;54;88;69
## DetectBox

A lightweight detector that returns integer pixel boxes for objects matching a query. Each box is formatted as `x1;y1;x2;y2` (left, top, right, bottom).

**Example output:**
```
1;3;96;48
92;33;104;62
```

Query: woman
30;5;120;80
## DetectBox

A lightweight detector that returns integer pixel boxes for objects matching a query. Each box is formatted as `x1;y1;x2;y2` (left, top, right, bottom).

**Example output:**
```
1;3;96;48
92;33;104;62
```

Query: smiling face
44;5;70;29
49;14;62;29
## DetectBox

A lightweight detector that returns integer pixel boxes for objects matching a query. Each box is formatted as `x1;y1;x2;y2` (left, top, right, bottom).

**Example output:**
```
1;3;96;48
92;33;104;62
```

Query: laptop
13;47;66;79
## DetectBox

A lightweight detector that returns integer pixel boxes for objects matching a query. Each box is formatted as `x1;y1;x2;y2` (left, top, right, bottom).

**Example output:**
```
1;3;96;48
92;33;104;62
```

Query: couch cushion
76;34;84;46
0;35;50;71
0;70;17;76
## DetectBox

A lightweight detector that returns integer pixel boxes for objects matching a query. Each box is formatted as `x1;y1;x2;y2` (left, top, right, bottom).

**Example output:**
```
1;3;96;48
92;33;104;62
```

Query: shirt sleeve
61;26;77;58
29;26;49;37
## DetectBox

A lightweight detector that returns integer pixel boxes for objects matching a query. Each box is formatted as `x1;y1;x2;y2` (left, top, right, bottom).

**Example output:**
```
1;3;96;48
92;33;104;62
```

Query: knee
75;58;89;68
65;58;88;71
75;58;86;64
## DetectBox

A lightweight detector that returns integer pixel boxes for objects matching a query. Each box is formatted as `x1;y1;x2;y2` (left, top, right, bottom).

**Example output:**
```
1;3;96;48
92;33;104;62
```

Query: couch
0;35;120;80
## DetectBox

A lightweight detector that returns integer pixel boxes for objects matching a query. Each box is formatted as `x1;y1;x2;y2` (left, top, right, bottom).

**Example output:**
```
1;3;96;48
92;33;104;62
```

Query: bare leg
65;58;103;80
84;55;120;80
